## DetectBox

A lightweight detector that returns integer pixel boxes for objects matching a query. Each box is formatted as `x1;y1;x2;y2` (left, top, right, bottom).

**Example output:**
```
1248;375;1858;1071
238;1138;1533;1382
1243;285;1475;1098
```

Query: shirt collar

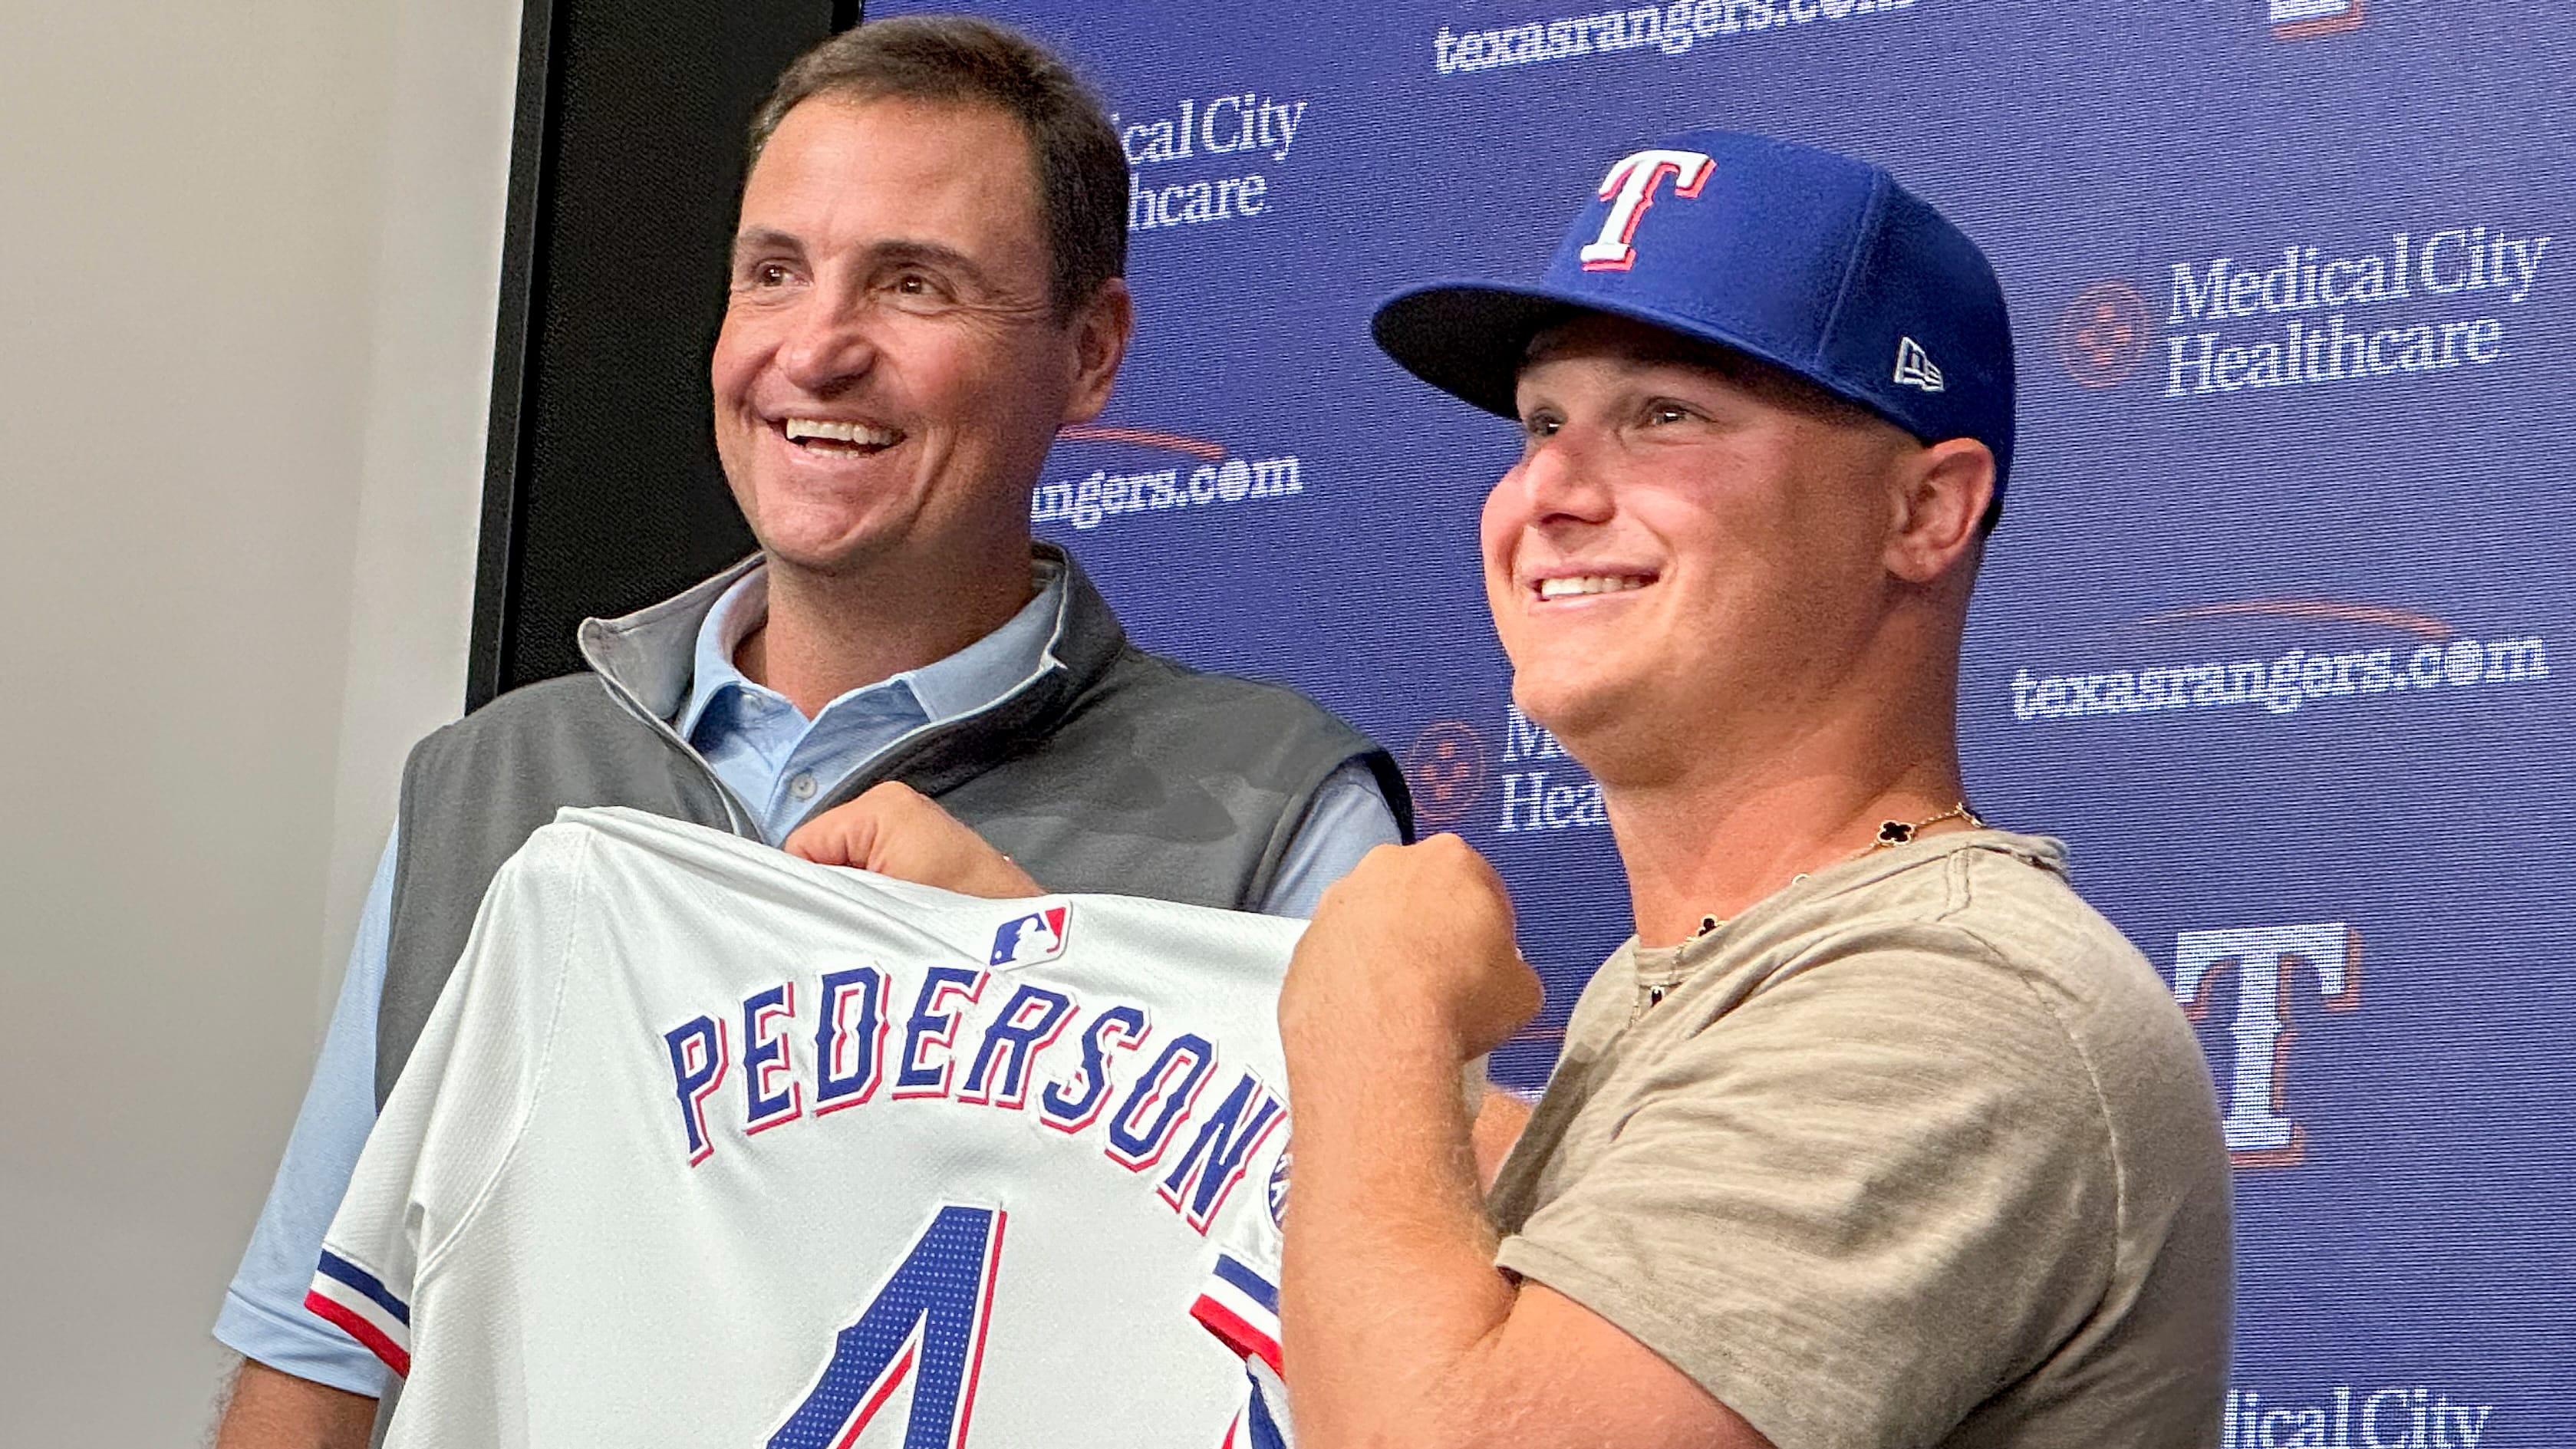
909;555;1065;722
673;558;1066;739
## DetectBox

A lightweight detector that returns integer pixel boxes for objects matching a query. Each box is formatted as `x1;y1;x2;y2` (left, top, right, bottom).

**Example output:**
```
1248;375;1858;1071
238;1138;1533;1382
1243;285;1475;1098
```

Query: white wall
0;1;517;1440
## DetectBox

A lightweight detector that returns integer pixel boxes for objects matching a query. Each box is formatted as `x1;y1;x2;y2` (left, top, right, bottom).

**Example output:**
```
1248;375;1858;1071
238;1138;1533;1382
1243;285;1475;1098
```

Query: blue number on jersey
769;1204;1006;1449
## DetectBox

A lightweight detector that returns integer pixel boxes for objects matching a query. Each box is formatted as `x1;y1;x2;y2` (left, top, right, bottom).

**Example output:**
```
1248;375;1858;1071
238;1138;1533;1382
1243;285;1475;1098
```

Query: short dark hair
746;15;1128;321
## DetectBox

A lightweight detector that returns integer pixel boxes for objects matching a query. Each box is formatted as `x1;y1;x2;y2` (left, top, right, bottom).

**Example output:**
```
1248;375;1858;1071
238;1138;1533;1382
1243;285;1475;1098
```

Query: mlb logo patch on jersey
990;904;1072;967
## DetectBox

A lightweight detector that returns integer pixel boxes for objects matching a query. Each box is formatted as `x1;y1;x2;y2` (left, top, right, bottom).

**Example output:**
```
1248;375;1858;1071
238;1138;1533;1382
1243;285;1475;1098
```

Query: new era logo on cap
990;905;1071;967
1893;336;1945;392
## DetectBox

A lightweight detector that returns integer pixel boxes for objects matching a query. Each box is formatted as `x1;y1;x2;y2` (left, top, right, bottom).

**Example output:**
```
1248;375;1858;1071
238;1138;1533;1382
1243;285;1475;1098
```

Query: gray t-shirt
1488;831;2230;1449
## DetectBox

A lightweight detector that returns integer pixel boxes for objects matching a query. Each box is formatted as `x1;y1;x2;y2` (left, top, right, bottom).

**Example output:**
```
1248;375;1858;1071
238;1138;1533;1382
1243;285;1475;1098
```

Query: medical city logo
2057;216;2555;403
1401;708;1612;838
1112;85;1311;235
2220;1381;2499;1448
2057;282;2153;387
1495;706;1608;835
1032;423;1307;535
1404;720;1492;828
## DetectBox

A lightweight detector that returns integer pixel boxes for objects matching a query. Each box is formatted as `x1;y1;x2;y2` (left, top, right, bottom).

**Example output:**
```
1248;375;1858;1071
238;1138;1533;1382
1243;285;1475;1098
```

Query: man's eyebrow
865;238;993;288
729;229;994;288
730;226;805;264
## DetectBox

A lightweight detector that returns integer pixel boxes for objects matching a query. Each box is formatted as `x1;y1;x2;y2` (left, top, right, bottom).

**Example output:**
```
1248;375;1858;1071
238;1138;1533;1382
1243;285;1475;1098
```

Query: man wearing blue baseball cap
1274;131;2231;1447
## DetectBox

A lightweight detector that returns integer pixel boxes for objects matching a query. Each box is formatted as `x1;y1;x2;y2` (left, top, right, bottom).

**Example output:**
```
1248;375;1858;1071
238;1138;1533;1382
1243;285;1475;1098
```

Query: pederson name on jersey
660;957;1286;1238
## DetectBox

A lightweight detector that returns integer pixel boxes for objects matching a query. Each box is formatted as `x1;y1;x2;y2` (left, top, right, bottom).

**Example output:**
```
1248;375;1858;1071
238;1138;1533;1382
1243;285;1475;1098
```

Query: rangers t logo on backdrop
2172;921;2360;1167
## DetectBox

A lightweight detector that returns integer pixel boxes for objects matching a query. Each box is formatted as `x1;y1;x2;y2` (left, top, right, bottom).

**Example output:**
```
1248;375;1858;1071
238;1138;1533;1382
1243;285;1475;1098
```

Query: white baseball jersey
307;807;1291;1447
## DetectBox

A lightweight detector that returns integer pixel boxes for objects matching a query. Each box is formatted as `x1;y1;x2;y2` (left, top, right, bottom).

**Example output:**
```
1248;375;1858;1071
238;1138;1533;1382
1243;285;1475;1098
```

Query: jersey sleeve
1240;1354;1295;1448
1191;1126;1289;1376
213;828;397;1395
304;825;598;1378
1191;1065;1478;1431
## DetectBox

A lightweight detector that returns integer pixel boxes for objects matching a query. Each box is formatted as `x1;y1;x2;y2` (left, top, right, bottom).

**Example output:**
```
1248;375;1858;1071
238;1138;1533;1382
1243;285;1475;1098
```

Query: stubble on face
1483;316;1916;787
709;96;1081;589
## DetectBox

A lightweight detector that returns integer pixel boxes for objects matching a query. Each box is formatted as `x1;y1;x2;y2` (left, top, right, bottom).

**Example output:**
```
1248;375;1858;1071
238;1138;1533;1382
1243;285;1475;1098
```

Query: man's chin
746;527;900;580
1507;670;1622;749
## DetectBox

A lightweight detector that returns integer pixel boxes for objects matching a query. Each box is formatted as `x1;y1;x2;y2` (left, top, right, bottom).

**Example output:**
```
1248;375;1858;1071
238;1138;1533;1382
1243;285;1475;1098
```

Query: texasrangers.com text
2011;634;2550;723
1432;0;1915;77
1031;454;1304;532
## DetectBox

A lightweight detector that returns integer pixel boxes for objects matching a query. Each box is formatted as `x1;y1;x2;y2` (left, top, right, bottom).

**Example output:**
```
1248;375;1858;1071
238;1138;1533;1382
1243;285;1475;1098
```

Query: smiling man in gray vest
209;18;1405;1446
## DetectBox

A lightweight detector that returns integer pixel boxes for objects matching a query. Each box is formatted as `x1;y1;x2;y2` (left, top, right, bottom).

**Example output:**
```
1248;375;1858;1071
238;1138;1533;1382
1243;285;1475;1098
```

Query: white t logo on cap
1580;149;1716;272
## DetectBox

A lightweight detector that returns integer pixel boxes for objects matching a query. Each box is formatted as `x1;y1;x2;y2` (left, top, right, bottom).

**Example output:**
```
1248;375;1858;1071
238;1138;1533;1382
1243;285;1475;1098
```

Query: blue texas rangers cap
1372;129;2016;497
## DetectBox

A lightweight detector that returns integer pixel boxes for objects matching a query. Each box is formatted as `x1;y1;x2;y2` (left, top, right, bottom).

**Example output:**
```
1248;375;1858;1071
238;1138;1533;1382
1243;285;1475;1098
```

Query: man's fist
782;782;1043;899
1282;834;1542;1064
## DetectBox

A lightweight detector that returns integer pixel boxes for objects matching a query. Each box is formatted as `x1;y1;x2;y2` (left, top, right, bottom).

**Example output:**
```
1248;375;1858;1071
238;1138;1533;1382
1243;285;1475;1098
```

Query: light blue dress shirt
213;565;1401;1391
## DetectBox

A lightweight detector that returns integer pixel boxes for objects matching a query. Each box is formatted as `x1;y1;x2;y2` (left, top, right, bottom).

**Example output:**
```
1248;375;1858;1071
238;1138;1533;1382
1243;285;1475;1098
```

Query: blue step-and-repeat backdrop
884;1;2571;1437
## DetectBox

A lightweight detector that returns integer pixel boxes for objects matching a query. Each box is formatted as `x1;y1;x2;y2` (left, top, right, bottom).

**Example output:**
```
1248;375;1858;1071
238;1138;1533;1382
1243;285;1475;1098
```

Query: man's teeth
782;418;901;446
1537;575;1651;600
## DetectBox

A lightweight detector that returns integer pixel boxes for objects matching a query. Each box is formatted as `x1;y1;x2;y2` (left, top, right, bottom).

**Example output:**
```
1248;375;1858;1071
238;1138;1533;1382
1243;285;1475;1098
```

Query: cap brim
1372;278;1931;442
1369;282;1589;419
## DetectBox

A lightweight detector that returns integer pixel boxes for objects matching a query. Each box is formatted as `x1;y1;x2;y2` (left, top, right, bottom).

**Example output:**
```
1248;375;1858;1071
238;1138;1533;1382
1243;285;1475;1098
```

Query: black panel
469;0;855;708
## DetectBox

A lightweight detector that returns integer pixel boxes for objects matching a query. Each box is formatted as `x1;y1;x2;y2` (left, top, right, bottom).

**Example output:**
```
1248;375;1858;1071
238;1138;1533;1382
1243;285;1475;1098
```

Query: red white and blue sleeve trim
1217;1363;1293;1449
1190;1252;1282;1375
304;1250;412;1377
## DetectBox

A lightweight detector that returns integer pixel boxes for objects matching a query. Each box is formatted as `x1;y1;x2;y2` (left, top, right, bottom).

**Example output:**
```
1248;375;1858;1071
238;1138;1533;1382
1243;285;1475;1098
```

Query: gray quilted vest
374;545;1409;1101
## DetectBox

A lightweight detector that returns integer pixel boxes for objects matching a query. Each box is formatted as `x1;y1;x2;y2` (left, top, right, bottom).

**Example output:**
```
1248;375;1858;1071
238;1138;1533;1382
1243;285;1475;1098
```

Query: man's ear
1885;438;1995;585
1060;278;1135;424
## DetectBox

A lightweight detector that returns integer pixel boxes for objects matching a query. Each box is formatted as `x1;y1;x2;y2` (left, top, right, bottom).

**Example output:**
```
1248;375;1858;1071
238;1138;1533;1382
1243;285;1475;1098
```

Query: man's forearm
212;1358;377;1449
1275;842;1751;1449
1281;1036;1518;1448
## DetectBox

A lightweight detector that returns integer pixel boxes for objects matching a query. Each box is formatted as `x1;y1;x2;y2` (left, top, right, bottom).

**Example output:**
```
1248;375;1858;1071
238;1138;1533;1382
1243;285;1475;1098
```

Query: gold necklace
1687;801;1988;940
1869;801;1986;848
1643;802;1987;1019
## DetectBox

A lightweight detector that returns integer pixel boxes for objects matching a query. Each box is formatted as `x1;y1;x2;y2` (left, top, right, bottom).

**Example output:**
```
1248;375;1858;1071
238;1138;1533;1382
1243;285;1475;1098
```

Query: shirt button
788;772;818;800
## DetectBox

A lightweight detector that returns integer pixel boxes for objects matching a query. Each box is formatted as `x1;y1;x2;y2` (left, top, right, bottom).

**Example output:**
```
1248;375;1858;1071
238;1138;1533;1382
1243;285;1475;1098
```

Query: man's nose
1514;430;1616;524
773;292;880;394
